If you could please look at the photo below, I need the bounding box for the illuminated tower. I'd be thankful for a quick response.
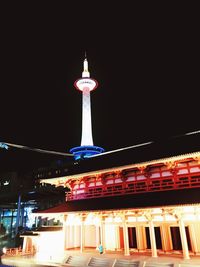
[70,55,104,159]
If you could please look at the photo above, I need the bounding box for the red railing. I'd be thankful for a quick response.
[66,168,200,201]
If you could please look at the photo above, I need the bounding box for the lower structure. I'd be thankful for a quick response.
[22,203,200,262]
[19,135,200,262]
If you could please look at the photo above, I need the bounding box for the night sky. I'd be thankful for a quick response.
[0,4,199,170]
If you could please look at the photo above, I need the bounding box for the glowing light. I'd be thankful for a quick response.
[185,130,200,135]
[75,78,98,92]
[70,145,104,160]
[0,142,9,149]
[35,231,64,262]
[82,57,90,77]
[25,207,36,228]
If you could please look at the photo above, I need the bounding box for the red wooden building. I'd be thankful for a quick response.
[20,133,200,262]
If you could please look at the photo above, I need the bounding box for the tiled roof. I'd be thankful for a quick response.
[34,187,200,214]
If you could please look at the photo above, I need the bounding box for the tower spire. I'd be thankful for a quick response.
[82,52,90,78]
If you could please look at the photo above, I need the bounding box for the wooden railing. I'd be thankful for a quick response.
[5,246,36,256]
[66,172,200,201]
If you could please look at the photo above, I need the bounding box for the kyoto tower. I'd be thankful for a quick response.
[70,55,104,160]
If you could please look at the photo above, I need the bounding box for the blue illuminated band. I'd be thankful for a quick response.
[70,145,104,160]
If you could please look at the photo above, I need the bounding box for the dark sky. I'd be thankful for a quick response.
[0,4,199,170]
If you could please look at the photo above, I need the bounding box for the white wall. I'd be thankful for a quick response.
[105,224,118,250]
[84,225,96,247]
[65,225,81,249]
[35,231,64,262]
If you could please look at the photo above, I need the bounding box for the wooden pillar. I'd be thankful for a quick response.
[96,225,100,249]
[70,225,73,248]
[100,216,105,249]
[63,215,67,250]
[123,217,130,256]
[136,225,142,251]
[22,236,27,252]
[189,224,198,254]
[115,225,120,250]
[160,224,168,252]
[178,219,190,259]
[80,216,84,253]
[149,220,157,257]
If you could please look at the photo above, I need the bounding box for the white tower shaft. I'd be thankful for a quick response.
[81,87,94,146]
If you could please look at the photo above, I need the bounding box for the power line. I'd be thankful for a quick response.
[87,129,200,158]
[0,142,74,157]
[89,141,154,158]
[0,129,199,159]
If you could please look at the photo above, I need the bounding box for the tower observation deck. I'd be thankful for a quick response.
[70,56,104,160]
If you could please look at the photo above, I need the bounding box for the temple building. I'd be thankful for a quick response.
[19,57,200,263]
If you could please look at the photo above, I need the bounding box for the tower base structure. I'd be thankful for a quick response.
[70,145,104,160]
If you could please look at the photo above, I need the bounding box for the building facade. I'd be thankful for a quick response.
[21,150,200,262]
